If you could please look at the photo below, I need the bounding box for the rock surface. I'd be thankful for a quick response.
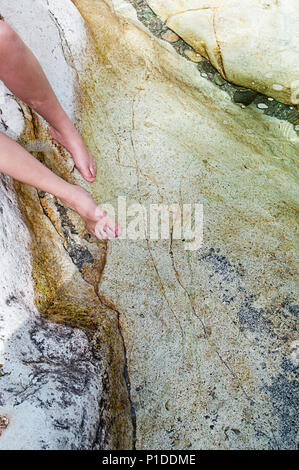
[147,0,299,104]
[0,174,106,450]
[0,0,298,450]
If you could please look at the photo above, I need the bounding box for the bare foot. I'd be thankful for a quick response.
[60,185,119,240]
[50,125,97,183]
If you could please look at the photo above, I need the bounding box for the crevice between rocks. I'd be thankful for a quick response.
[130,0,299,128]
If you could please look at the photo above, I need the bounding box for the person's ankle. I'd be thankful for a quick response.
[59,184,82,211]
[51,122,81,144]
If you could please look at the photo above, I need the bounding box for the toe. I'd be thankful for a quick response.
[88,173,96,182]
[90,158,97,179]
[105,225,116,238]
[95,223,107,240]
[80,164,95,182]
[104,216,117,235]
[94,206,107,219]
[86,176,96,182]
[86,166,96,181]
[94,208,119,239]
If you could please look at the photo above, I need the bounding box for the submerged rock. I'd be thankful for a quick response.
[147,0,299,104]
[161,30,180,43]
[0,0,298,450]
[233,88,258,106]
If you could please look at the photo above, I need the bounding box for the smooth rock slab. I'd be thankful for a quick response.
[75,0,299,449]
[147,0,299,104]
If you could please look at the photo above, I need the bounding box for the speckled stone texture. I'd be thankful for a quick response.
[74,0,299,449]
[0,0,298,450]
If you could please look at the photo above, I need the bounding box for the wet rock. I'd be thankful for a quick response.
[214,74,226,86]
[161,30,180,43]
[183,49,202,62]
[233,88,258,106]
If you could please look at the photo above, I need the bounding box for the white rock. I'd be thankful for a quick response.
[148,0,299,103]
[257,103,268,109]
